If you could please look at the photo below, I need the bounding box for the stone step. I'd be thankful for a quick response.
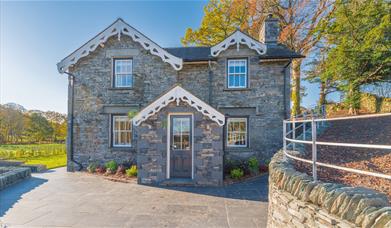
[22,164,47,173]
[0,160,47,173]
[160,178,195,187]
[0,160,25,166]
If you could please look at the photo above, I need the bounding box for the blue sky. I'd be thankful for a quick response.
[0,0,327,114]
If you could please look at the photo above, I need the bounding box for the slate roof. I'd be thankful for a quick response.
[259,44,304,59]
[165,47,215,62]
[165,44,303,62]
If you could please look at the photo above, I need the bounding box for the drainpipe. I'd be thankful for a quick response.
[63,72,83,171]
[282,59,292,119]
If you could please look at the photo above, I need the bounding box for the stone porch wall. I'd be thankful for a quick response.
[268,150,391,228]
[136,102,223,186]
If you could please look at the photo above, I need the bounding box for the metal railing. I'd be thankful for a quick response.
[283,112,391,182]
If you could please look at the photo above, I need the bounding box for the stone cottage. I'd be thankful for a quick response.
[57,16,302,186]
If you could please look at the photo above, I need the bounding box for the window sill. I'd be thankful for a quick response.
[224,147,252,152]
[223,88,251,92]
[110,146,134,151]
[108,87,133,91]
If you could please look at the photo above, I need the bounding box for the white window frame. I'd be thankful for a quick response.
[112,115,132,147]
[113,59,133,88]
[227,59,248,89]
[226,117,248,147]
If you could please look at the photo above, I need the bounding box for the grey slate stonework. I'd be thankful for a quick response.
[137,102,223,186]
[210,46,290,161]
[67,27,292,185]
[268,150,391,227]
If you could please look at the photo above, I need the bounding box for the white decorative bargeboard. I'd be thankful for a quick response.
[57,18,183,73]
[133,86,225,126]
[211,30,267,57]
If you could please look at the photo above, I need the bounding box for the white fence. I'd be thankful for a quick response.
[283,112,391,181]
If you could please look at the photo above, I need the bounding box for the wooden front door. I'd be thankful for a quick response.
[170,115,192,178]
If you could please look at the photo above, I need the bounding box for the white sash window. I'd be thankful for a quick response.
[112,116,132,147]
[114,59,133,88]
[227,118,248,147]
[227,59,248,88]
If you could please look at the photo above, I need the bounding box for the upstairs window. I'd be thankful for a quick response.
[113,59,133,88]
[227,59,248,88]
[112,115,132,147]
[226,117,248,147]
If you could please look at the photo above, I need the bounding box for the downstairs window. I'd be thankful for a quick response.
[112,115,132,147]
[226,117,248,147]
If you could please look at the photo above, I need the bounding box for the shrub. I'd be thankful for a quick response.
[259,159,270,173]
[230,168,244,179]
[224,159,235,175]
[248,157,259,175]
[259,164,268,173]
[264,159,271,166]
[105,160,118,174]
[95,166,106,174]
[224,159,250,176]
[87,162,98,173]
[121,160,134,169]
[116,165,126,175]
[126,165,137,177]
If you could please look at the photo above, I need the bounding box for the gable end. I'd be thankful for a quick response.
[57,18,183,73]
[210,30,267,57]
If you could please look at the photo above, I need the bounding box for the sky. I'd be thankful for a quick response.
[0,0,328,114]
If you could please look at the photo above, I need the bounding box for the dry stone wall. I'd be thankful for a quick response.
[0,167,31,190]
[268,150,391,228]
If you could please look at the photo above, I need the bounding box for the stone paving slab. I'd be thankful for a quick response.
[0,168,268,227]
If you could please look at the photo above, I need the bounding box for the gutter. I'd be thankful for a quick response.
[63,72,83,171]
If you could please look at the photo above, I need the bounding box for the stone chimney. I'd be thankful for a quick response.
[259,14,280,44]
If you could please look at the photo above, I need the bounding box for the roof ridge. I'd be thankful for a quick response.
[164,46,211,49]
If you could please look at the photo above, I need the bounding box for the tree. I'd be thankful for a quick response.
[0,105,25,143]
[25,113,54,143]
[182,0,259,46]
[305,46,338,109]
[44,111,67,142]
[182,0,334,116]
[321,0,391,114]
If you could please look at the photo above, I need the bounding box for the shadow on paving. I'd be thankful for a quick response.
[156,175,269,202]
[0,176,47,217]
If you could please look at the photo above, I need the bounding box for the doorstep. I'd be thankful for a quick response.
[160,178,195,187]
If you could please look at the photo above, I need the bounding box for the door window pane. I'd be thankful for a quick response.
[172,117,191,150]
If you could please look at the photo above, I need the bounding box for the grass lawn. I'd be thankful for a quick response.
[0,144,66,169]
[20,154,67,169]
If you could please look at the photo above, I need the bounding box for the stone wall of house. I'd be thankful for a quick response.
[212,46,289,162]
[137,102,223,186]
[268,150,391,228]
[68,33,289,169]
[69,35,177,168]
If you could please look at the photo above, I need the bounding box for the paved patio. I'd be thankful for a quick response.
[0,168,268,227]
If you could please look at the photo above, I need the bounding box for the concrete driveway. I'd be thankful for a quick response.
[0,168,268,227]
